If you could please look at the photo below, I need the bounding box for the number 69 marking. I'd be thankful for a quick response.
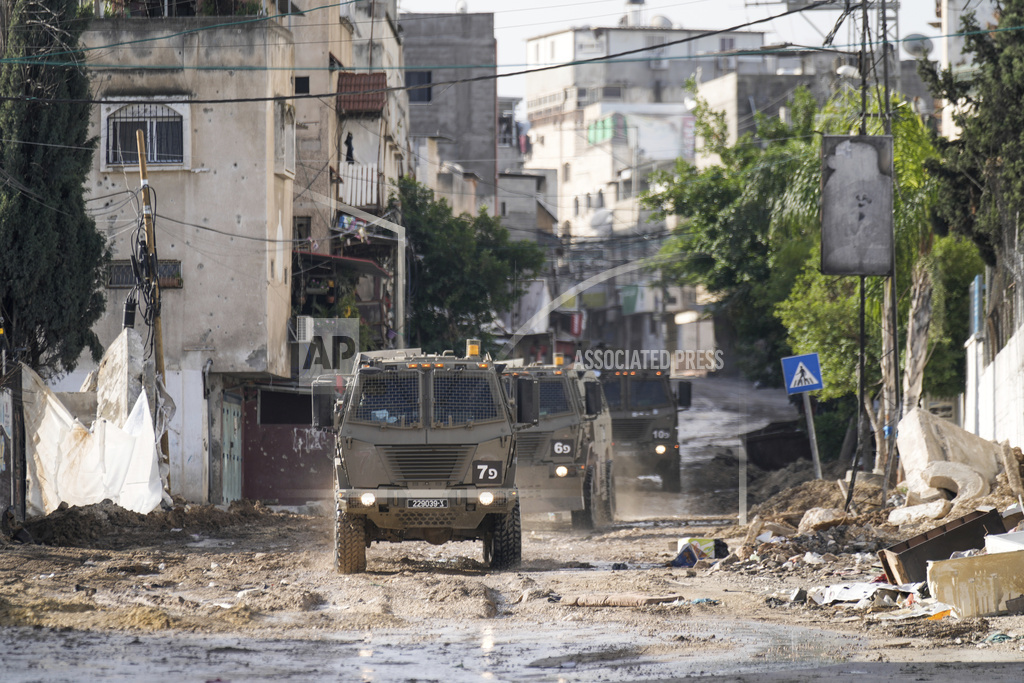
[551,441,573,456]
[473,460,503,485]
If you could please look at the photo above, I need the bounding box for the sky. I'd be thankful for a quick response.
[396,0,942,100]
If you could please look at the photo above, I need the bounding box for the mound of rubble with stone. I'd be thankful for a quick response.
[680,407,1024,626]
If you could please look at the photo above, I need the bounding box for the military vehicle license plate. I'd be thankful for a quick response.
[407,499,448,509]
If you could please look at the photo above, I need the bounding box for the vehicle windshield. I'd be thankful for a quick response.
[602,377,622,409]
[538,378,572,418]
[433,372,502,427]
[350,371,421,427]
[630,378,672,409]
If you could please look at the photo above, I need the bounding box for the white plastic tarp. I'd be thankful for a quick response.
[24,365,162,516]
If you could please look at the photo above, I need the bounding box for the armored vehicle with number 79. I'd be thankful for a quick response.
[313,346,539,574]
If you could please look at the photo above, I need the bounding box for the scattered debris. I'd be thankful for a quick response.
[878,508,1004,585]
[928,548,1024,618]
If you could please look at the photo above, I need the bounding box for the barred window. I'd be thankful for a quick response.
[106,260,183,289]
[539,378,571,417]
[350,371,421,427]
[432,372,501,427]
[601,377,623,409]
[630,379,671,409]
[107,104,183,166]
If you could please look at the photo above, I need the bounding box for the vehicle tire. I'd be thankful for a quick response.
[490,500,522,570]
[662,453,682,493]
[571,466,595,530]
[334,506,367,574]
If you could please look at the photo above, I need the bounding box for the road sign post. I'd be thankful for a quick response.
[781,353,824,480]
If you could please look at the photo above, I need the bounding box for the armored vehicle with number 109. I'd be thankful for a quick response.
[313,346,539,574]
[600,369,687,492]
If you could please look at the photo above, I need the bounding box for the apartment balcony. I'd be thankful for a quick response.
[337,163,383,212]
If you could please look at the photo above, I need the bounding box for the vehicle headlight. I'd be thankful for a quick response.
[360,492,377,507]
[479,491,495,505]
[555,465,569,477]
[655,444,667,455]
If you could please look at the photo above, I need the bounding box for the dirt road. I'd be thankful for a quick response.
[3,376,1023,681]
[3,500,1024,682]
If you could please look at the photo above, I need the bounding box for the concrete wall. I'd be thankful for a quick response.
[79,19,296,502]
[401,13,497,214]
[964,330,1024,450]
[292,4,355,241]
[83,19,295,380]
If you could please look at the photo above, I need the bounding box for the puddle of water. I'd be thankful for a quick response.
[0,618,862,683]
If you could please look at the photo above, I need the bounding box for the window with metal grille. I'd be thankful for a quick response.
[630,379,671,409]
[350,371,420,427]
[107,104,183,165]
[601,377,623,409]
[539,378,572,417]
[406,71,432,103]
[433,372,501,427]
[106,260,183,289]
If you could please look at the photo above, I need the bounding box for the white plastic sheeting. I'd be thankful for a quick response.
[23,365,162,516]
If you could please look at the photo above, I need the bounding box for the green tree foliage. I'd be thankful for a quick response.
[391,177,546,353]
[645,82,982,403]
[642,87,820,384]
[0,0,107,377]
[919,4,1024,268]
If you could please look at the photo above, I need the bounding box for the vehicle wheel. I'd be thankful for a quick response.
[334,503,367,574]
[571,466,595,530]
[661,453,682,493]
[490,500,522,570]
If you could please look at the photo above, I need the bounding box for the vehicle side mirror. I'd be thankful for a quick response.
[516,376,539,424]
[584,382,603,416]
[677,380,692,409]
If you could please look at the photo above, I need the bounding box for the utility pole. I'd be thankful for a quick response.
[136,131,170,487]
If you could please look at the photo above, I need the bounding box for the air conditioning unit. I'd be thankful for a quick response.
[296,315,314,343]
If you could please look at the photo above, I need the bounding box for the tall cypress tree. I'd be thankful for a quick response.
[0,0,107,377]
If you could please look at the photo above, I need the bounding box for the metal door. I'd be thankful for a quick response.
[221,395,243,503]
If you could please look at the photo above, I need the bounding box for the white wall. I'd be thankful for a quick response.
[964,330,1024,449]
[164,370,208,503]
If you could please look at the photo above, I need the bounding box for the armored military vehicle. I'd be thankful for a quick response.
[504,361,614,529]
[313,346,538,574]
[600,369,687,492]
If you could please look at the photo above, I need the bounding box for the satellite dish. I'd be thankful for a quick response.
[904,34,934,58]
[650,15,672,28]
[455,0,468,13]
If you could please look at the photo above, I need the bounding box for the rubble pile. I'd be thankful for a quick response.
[13,499,282,550]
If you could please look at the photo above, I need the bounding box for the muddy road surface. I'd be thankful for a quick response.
[4,376,1024,681]
[3,501,1024,682]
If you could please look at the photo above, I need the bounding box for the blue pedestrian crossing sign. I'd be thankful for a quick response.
[781,353,823,395]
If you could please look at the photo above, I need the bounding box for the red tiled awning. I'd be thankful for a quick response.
[336,72,387,114]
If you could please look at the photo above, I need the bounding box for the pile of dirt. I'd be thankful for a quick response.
[22,499,285,549]
[751,475,884,520]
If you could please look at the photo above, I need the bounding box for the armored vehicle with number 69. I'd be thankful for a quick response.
[312,346,539,574]
[504,363,614,528]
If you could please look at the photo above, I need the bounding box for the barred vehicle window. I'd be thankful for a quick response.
[630,379,672,409]
[433,372,501,427]
[602,377,623,409]
[539,378,571,417]
[350,371,420,427]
